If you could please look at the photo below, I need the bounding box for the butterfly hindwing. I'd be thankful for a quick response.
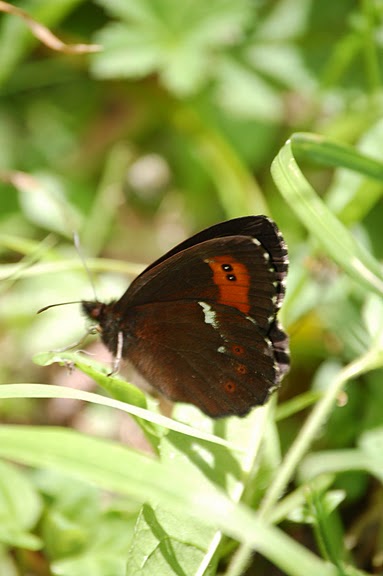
[126,301,279,417]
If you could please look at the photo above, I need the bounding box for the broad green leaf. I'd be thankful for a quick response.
[92,0,251,95]
[96,0,250,44]
[247,44,315,90]
[0,426,337,576]
[33,471,136,575]
[129,405,275,575]
[93,0,162,22]
[91,24,162,79]
[125,426,242,576]
[39,473,101,560]
[126,504,217,576]
[216,58,284,122]
[50,514,135,576]
[0,460,42,530]
[49,514,134,576]
[0,460,42,550]
[52,554,126,576]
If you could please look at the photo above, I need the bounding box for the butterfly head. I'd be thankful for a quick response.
[82,300,122,355]
[82,300,108,322]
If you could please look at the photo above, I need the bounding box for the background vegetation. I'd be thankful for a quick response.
[1,0,383,575]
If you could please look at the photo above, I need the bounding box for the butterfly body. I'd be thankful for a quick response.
[82,216,289,418]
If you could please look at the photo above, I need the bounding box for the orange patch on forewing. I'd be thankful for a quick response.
[205,255,250,314]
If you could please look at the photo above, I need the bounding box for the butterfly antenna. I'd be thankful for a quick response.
[73,231,98,301]
[37,301,83,314]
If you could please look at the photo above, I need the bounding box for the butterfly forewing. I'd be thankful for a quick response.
[115,236,279,334]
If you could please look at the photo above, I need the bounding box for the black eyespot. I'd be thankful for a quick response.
[222,264,233,271]
[227,274,236,281]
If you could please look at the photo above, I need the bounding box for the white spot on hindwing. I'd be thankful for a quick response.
[218,346,226,353]
[198,301,220,330]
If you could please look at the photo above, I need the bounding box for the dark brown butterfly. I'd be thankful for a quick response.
[82,216,289,418]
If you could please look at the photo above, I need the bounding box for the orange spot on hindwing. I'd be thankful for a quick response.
[224,380,237,394]
[205,255,250,314]
[232,344,245,355]
[236,363,247,375]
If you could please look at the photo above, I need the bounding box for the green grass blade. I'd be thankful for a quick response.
[0,383,234,449]
[291,132,383,181]
[260,348,383,518]
[271,133,383,296]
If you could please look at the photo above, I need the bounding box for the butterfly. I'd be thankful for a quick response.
[82,216,289,418]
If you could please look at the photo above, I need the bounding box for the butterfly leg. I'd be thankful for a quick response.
[109,330,123,375]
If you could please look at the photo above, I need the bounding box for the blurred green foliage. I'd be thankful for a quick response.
[1,0,383,574]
